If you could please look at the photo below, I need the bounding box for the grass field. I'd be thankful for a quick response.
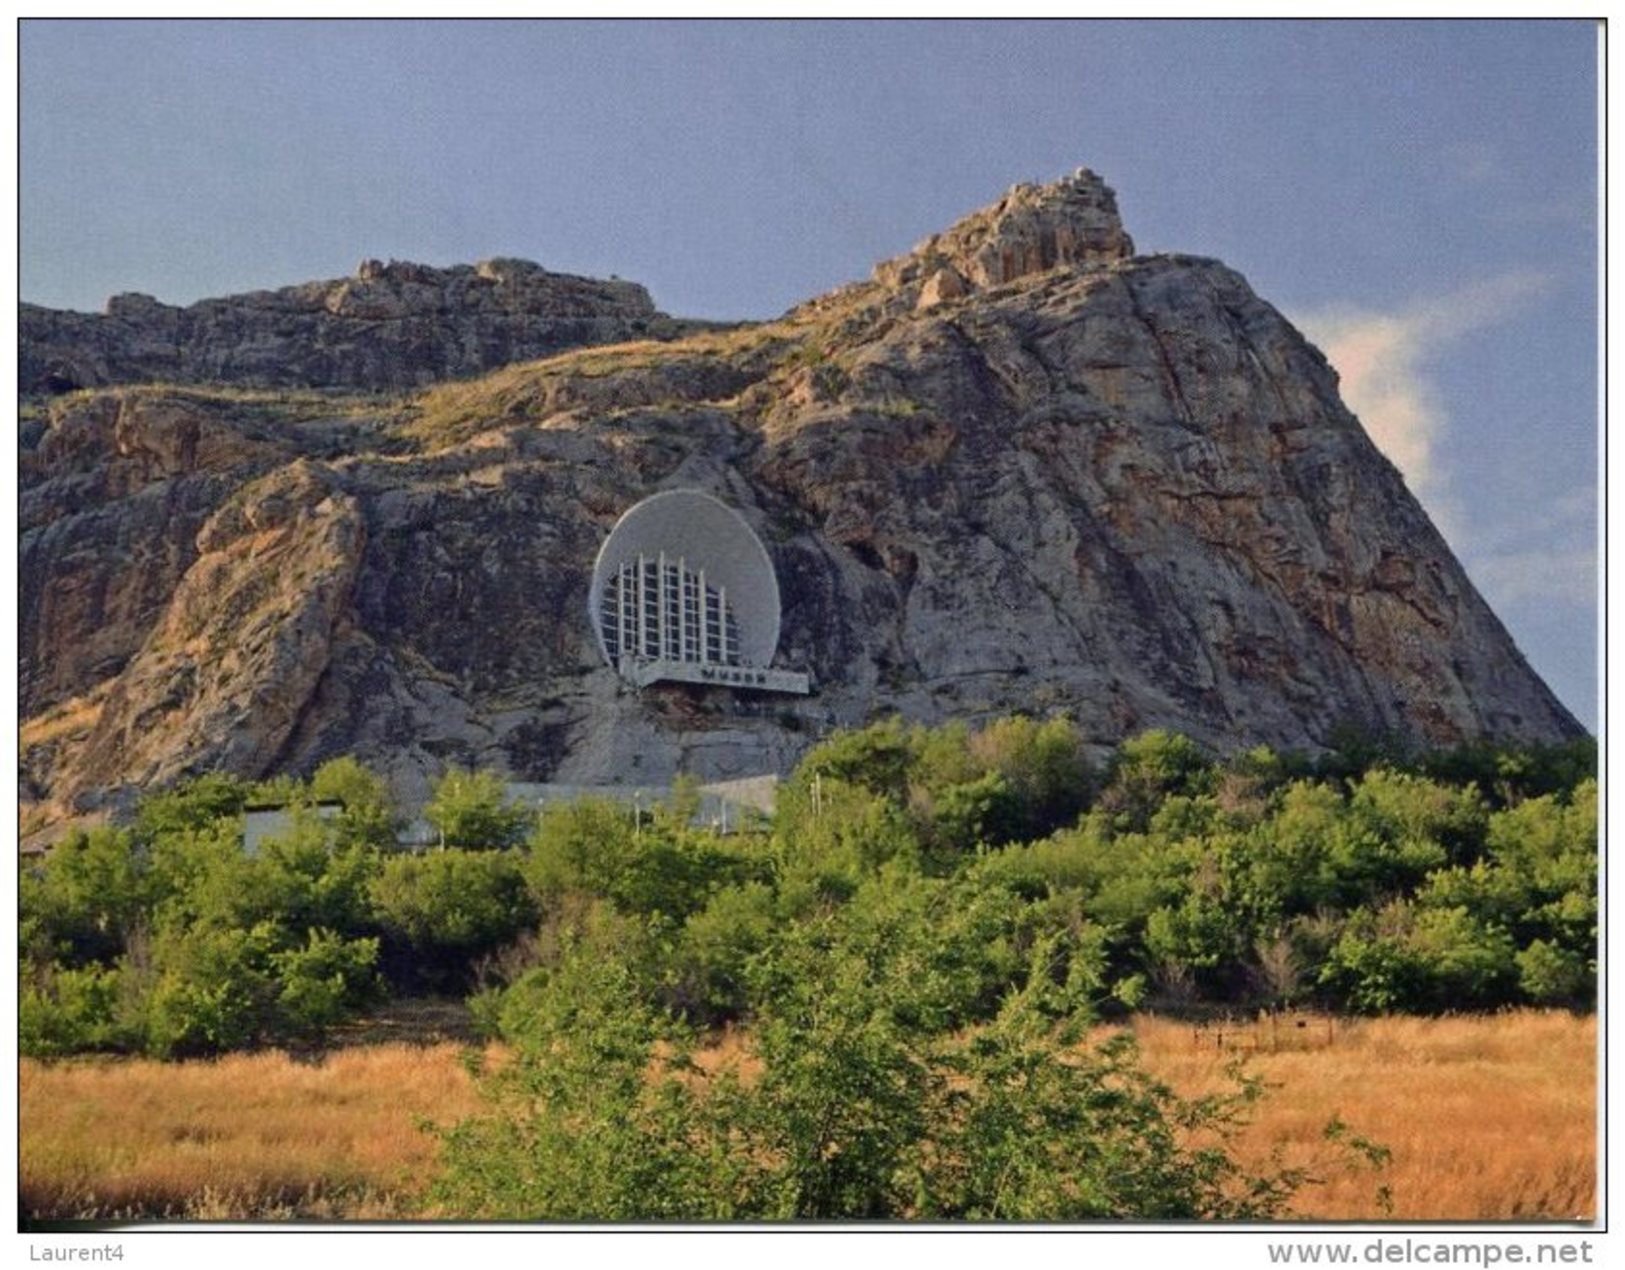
[1131,1010,1596,1221]
[19,1009,1594,1223]
[19,1042,482,1221]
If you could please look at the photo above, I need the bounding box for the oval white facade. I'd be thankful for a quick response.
[589,490,783,673]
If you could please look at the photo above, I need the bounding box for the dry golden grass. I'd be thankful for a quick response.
[1129,1010,1596,1221]
[21,691,109,752]
[20,1011,1595,1223]
[20,1043,483,1221]
[111,382,387,419]
[399,318,814,448]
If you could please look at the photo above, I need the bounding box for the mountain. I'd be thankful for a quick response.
[20,257,702,397]
[19,168,1582,834]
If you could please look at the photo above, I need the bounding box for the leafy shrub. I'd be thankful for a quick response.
[425,768,532,850]
[370,849,536,990]
[1097,731,1214,831]
[967,713,1096,838]
[20,826,147,968]
[1318,916,1427,1015]
[434,935,714,1219]
[526,798,763,920]
[928,770,1021,854]
[773,776,920,886]
[1516,939,1590,1006]
[135,773,253,841]
[525,798,636,901]
[310,755,399,849]
[435,878,1322,1220]
[674,881,779,1023]
[799,716,916,801]
[20,963,127,1058]
[1318,903,1516,1013]
[1405,906,1517,1006]
[481,900,671,1046]
[17,727,1595,1065]
[1348,769,1487,866]
[1145,895,1247,981]
[270,928,383,1042]
[138,922,281,1058]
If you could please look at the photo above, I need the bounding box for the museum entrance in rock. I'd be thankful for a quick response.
[597,552,742,668]
[589,489,811,695]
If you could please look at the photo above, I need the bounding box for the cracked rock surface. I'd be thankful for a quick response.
[21,257,698,395]
[19,169,1581,834]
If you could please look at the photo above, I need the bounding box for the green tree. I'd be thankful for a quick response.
[1097,731,1214,831]
[1348,769,1486,870]
[135,772,254,842]
[1317,909,1426,1015]
[1318,901,1516,1013]
[371,849,536,990]
[910,951,1307,1219]
[1406,905,1517,1006]
[1516,939,1590,1006]
[929,770,1022,855]
[136,921,281,1057]
[1481,781,1596,960]
[525,798,636,902]
[773,776,921,896]
[967,714,1095,839]
[527,797,760,920]
[425,767,531,850]
[179,815,376,938]
[433,929,718,1219]
[674,881,779,1023]
[799,717,917,801]
[310,755,398,849]
[438,868,1337,1220]
[270,928,383,1043]
[20,962,128,1058]
[20,826,148,968]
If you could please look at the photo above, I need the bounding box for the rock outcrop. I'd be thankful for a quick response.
[876,167,1135,303]
[20,257,696,395]
[58,460,365,798]
[19,168,1583,832]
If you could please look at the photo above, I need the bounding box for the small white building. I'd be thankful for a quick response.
[240,800,343,855]
[243,776,780,853]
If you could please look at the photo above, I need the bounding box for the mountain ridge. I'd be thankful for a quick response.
[20,255,719,398]
[19,167,1582,837]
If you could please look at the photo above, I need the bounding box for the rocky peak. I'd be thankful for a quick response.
[19,164,1584,839]
[875,167,1135,306]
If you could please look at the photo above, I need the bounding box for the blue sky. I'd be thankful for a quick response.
[19,19,1599,729]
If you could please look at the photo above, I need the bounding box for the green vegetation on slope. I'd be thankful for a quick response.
[18,720,1593,1217]
[20,721,1595,1062]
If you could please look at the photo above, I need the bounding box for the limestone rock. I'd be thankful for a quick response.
[20,258,698,396]
[20,390,298,720]
[18,167,1583,827]
[55,460,365,808]
[916,266,966,311]
[877,167,1135,299]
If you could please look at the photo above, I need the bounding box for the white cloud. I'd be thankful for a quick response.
[1293,275,1598,613]
[1293,272,1552,543]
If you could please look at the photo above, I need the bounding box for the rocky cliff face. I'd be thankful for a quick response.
[19,168,1582,832]
[875,167,1136,298]
[20,257,695,395]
